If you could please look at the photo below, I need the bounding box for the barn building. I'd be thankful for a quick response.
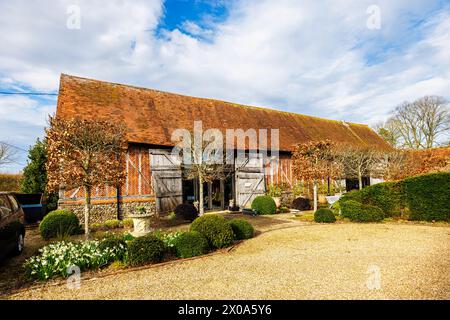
[55,74,391,222]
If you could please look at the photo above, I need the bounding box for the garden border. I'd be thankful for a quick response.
[9,240,245,297]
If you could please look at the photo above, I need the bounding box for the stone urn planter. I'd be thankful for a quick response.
[128,207,153,237]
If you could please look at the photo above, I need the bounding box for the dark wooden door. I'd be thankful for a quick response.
[150,150,183,214]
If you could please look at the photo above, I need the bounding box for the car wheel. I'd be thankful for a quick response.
[13,233,25,255]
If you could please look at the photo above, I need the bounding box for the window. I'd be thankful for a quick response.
[7,195,19,212]
[0,195,12,218]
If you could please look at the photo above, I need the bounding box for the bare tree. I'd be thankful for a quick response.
[178,131,232,216]
[337,146,383,190]
[373,121,401,148]
[0,142,17,169]
[388,96,449,149]
[46,117,127,238]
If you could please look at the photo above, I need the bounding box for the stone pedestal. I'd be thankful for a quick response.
[128,214,153,237]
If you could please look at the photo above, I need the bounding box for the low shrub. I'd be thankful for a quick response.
[172,231,209,258]
[91,223,103,231]
[341,200,384,222]
[339,190,363,204]
[174,204,199,221]
[98,236,127,262]
[251,196,277,215]
[360,181,405,217]
[190,215,234,249]
[405,172,450,221]
[24,240,126,280]
[155,231,183,250]
[331,201,341,216]
[314,208,336,223]
[278,206,290,213]
[228,219,254,240]
[291,197,311,211]
[127,234,166,266]
[104,219,122,230]
[122,219,134,228]
[39,209,80,240]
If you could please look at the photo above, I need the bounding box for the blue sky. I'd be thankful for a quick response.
[0,0,450,172]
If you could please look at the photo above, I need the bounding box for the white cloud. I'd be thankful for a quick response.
[0,0,449,172]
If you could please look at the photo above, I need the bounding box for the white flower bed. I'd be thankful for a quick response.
[24,240,126,280]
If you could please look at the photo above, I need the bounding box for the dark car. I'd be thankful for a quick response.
[0,192,25,260]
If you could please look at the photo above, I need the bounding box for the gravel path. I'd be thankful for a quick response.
[9,223,450,300]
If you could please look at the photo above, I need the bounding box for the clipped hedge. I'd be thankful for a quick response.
[251,196,277,215]
[172,231,209,258]
[39,209,80,240]
[190,215,234,249]
[339,172,449,221]
[314,208,336,223]
[174,203,199,221]
[341,200,384,222]
[228,219,254,240]
[405,172,450,221]
[127,234,165,266]
[360,181,405,217]
[340,190,363,204]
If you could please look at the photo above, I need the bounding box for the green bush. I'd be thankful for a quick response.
[98,236,127,262]
[251,196,277,215]
[314,208,336,223]
[39,209,80,240]
[340,190,363,204]
[91,223,103,231]
[405,172,450,221]
[360,181,405,217]
[172,231,209,258]
[341,200,384,222]
[127,234,166,266]
[278,206,290,213]
[122,219,134,228]
[338,172,449,221]
[154,231,183,250]
[190,215,234,249]
[104,219,122,230]
[228,219,254,240]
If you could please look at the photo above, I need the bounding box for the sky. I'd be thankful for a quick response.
[0,0,449,173]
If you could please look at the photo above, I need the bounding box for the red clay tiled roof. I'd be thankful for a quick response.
[56,74,392,152]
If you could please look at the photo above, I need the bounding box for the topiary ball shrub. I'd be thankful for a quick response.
[127,234,166,266]
[341,200,384,222]
[251,196,277,215]
[172,231,209,258]
[292,197,312,211]
[190,215,234,249]
[314,208,336,223]
[228,219,254,240]
[39,209,80,240]
[174,204,199,221]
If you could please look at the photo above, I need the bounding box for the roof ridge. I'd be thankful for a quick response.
[60,73,369,128]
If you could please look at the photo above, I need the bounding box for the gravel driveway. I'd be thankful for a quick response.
[9,223,450,300]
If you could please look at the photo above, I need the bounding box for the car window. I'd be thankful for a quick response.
[7,195,19,211]
[0,195,12,219]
